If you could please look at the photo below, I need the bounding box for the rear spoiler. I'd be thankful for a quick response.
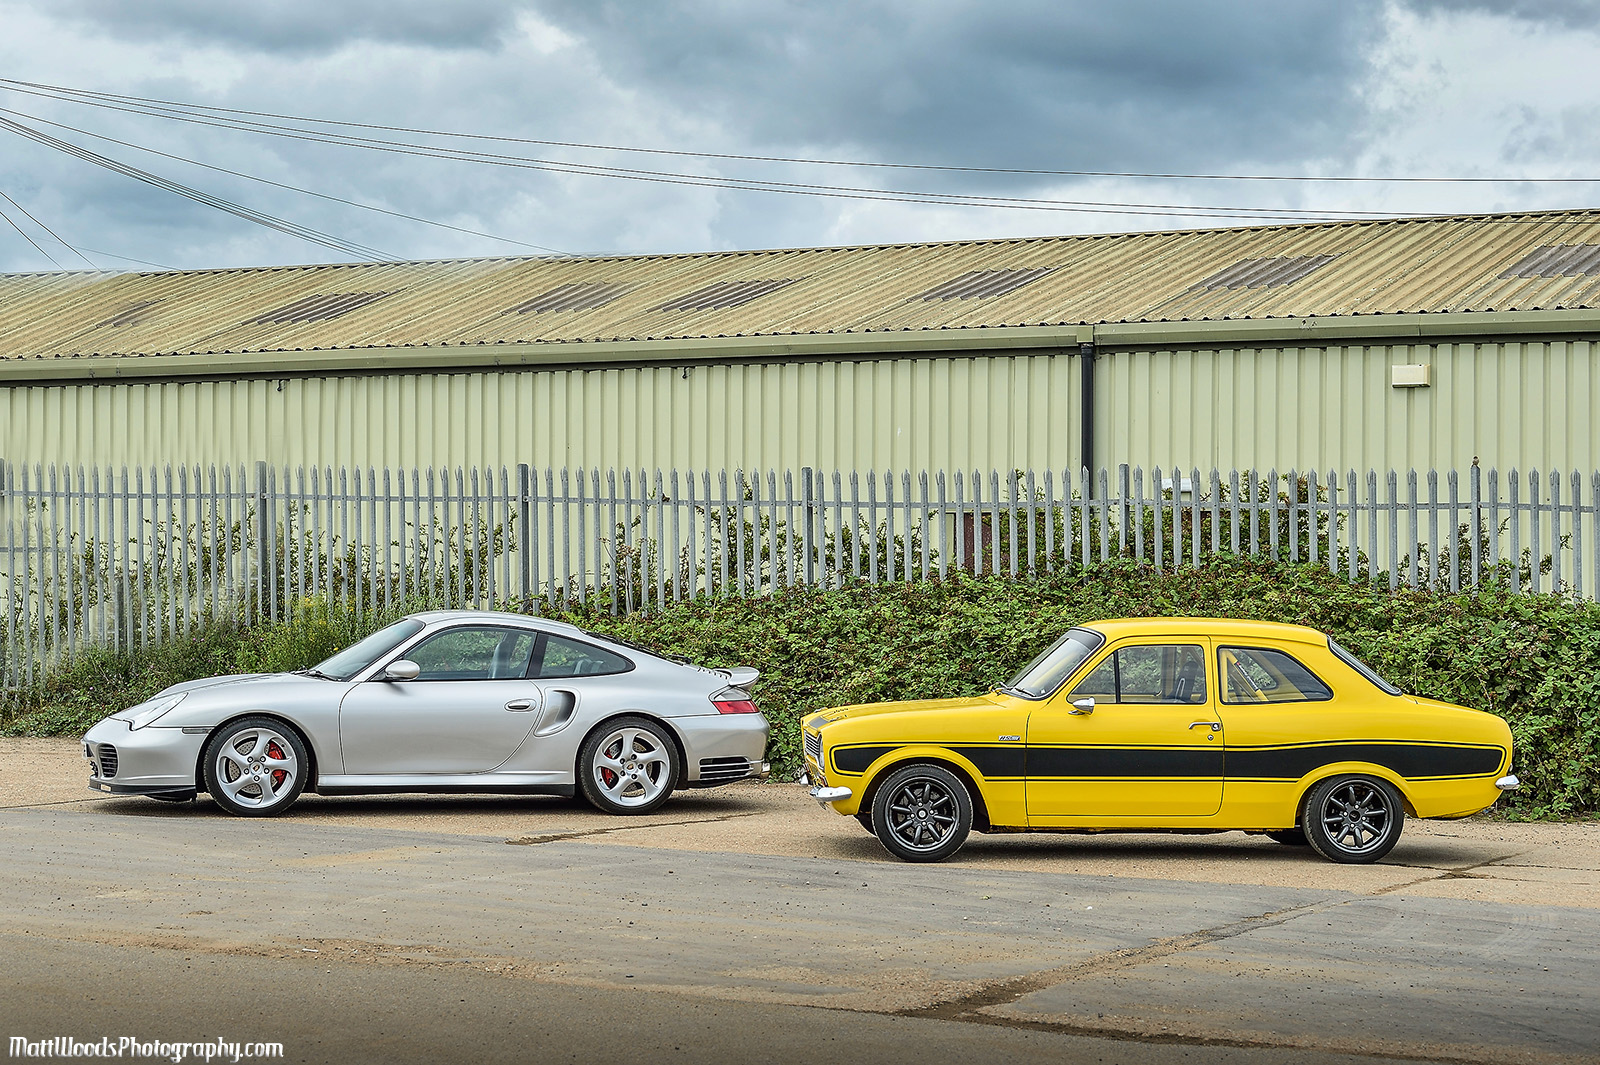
[717,666,761,689]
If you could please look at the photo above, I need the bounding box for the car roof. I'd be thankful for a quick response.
[1078,617,1328,646]
[404,609,591,639]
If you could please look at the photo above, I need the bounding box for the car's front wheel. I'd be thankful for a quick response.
[871,763,973,863]
[1302,774,1405,863]
[202,717,308,817]
[577,716,680,814]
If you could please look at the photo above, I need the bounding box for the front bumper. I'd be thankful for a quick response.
[1496,774,1521,791]
[82,718,206,793]
[810,785,853,806]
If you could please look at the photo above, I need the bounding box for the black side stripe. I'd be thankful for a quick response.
[1225,743,1503,780]
[829,741,1503,780]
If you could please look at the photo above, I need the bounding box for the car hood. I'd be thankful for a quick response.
[107,672,342,725]
[806,692,1007,728]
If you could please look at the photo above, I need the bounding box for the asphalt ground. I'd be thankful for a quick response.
[2,738,1597,1064]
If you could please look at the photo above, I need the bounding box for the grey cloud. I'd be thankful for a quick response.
[530,0,1390,177]
[25,0,531,54]
[1400,0,1600,30]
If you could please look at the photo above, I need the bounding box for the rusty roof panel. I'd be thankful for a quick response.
[12,210,1600,361]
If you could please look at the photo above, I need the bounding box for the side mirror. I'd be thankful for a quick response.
[383,660,421,682]
[1069,697,1095,715]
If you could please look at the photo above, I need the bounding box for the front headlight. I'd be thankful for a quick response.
[127,693,187,730]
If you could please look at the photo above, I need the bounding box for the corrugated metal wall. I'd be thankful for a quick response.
[0,353,1079,475]
[2,339,1594,476]
[1100,338,1600,475]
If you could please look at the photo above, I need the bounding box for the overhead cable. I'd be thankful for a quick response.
[5,77,1597,185]
[0,79,1415,222]
[0,113,391,260]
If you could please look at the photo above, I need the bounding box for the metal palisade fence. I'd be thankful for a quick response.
[3,459,1599,687]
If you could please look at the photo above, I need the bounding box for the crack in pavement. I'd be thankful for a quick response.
[886,892,1582,1064]
[1371,851,1526,896]
[898,896,1345,1020]
[503,809,765,846]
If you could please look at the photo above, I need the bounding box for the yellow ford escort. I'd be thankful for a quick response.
[804,618,1518,864]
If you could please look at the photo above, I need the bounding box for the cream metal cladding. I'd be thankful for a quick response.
[5,209,1600,478]
[0,353,1079,475]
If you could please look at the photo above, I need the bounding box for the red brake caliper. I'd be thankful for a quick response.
[267,740,287,787]
[599,741,618,787]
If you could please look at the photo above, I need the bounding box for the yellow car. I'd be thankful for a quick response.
[804,618,1518,864]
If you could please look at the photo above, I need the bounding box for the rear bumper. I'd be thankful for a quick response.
[674,713,770,784]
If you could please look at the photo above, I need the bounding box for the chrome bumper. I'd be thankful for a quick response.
[809,785,852,806]
[1495,774,1521,791]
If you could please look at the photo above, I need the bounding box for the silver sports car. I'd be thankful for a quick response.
[81,610,770,816]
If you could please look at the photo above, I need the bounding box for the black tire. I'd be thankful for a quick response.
[870,763,973,863]
[1302,774,1405,864]
[577,716,680,815]
[202,717,308,817]
[1266,827,1309,846]
[855,809,874,834]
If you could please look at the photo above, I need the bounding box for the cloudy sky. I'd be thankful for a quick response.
[0,0,1598,272]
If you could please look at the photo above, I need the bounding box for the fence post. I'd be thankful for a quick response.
[517,464,532,605]
[253,461,270,621]
[802,466,816,586]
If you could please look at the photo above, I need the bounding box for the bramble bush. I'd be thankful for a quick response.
[5,557,1596,819]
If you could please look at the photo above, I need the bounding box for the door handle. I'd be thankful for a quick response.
[505,699,536,712]
[1188,720,1222,732]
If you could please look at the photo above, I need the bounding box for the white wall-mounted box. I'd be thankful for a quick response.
[1391,363,1431,387]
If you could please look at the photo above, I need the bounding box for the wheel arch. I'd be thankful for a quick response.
[195,711,322,794]
[858,752,992,833]
[1291,762,1419,822]
[574,711,690,786]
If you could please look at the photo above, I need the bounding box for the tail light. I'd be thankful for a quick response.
[711,687,759,714]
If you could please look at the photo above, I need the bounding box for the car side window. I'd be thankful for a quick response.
[532,634,632,679]
[404,627,536,682]
[1068,644,1207,704]
[1219,647,1333,703]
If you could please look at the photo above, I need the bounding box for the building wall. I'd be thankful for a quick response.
[1,337,1595,478]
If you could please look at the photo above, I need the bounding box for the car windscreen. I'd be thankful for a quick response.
[313,619,426,681]
[1328,637,1402,695]
[1005,627,1105,699]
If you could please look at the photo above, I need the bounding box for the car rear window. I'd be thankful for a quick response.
[1328,638,1403,695]
[1218,647,1333,703]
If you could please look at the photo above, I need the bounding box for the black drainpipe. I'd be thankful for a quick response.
[1078,340,1097,489]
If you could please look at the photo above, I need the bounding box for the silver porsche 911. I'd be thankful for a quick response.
[81,610,770,816]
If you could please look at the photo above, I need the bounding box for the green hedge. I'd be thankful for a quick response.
[6,558,1596,818]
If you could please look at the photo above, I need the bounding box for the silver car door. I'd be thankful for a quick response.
[338,625,541,775]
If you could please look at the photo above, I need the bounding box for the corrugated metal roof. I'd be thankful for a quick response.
[8,209,1600,362]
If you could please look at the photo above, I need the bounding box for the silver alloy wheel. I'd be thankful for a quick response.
[212,726,299,810]
[1318,779,1393,854]
[884,776,961,852]
[590,726,672,808]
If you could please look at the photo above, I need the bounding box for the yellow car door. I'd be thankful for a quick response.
[1025,637,1224,823]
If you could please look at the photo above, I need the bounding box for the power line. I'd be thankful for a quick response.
[0,79,1417,222]
[7,76,1598,186]
[0,106,572,256]
[0,113,391,260]
[1,182,97,267]
[0,194,62,268]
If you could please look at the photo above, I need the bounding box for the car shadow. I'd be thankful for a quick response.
[89,789,773,821]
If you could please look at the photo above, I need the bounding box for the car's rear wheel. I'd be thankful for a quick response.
[1266,828,1309,846]
[1302,774,1404,863]
[202,717,307,817]
[578,716,679,814]
[871,763,973,863]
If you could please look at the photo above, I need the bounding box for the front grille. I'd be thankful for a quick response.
[96,743,119,779]
[698,757,753,783]
[804,730,822,767]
